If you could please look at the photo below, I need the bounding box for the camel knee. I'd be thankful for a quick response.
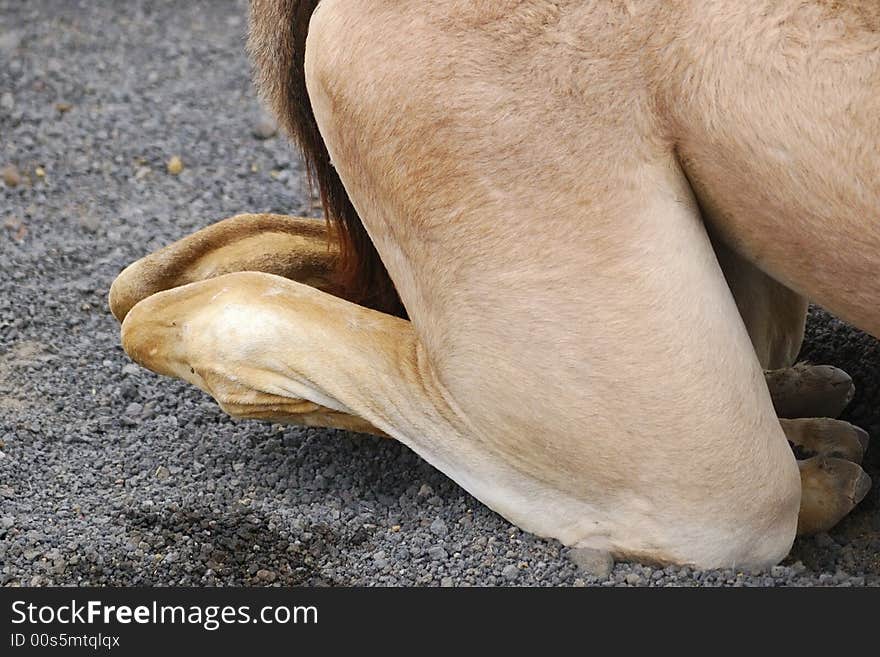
[726,450,801,569]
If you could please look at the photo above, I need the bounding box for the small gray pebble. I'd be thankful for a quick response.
[427,546,448,561]
[770,565,787,578]
[568,547,614,579]
[252,113,277,139]
[78,213,102,233]
[0,31,21,53]
[502,564,519,582]
[124,402,143,417]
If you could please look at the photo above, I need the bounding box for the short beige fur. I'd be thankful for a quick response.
[111,0,878,568]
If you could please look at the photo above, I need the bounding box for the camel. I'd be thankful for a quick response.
[109,0,878,568]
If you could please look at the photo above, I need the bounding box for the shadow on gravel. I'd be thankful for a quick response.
[64,504,374,586]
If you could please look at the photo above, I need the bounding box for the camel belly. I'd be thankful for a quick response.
[660,0,880,336]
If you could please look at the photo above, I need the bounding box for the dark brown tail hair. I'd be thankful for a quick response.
[247,0,404,317]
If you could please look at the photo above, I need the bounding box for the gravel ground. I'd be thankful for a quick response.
[1,0,878,587]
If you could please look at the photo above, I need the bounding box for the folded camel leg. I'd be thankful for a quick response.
[120,271,455,473]
[125,272,699,563]
[116,269,847,565]
[110,213,387,436]
[109,213,343,322]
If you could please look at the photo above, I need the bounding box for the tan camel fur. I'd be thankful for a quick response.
[110,0,878,568]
